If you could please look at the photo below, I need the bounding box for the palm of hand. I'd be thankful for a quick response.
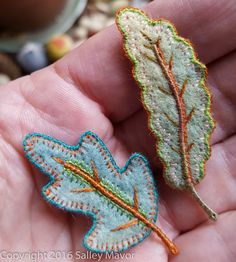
[0,1,235,261]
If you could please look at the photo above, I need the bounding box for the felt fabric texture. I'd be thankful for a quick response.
[23,131,158,253]
[116,8,217,221]
[116,8,214,190]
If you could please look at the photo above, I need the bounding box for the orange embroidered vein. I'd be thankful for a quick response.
[53,157,178,255]
[71,188,94,193]
[91,161,100,182]
[154,39,194,186]
[111,218,138,232]
[133,187,139,210]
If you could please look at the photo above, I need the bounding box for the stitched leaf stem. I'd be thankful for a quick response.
[188,186,218,221]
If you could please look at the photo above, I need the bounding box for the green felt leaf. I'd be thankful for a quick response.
[117,8,217,220]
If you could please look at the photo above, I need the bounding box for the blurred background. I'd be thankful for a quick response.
[0,0,151,85]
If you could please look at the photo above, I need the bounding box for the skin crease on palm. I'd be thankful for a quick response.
[0,0,236,261]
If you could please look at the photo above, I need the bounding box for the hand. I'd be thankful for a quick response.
[0,0,235,261]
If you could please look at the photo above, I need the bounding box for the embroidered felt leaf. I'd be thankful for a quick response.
[23,131,178,254]
[117,8,217,220]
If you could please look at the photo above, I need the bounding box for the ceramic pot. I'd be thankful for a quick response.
[0,0,67,32]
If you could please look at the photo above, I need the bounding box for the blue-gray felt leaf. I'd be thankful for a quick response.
[23,131,166,253]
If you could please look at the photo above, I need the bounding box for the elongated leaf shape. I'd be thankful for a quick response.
[117,8,217,220]
[23,131,178,254]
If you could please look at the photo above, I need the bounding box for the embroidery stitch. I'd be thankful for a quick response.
[23,131,178,254]
[116,8,217,220]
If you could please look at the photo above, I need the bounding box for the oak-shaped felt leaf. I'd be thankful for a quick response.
[116,8,217,220]
[23,131,178,254]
